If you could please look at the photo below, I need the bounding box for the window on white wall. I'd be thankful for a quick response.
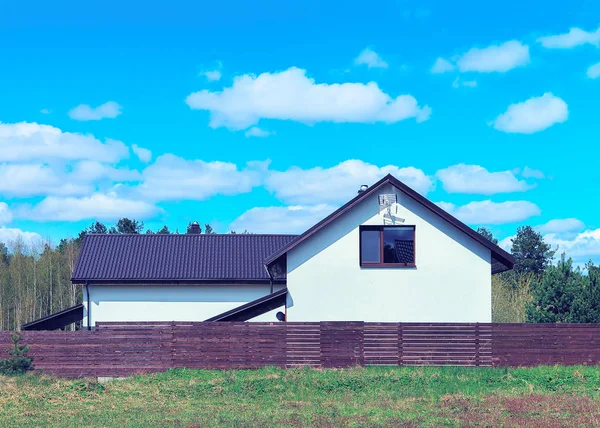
[360,226,415,267]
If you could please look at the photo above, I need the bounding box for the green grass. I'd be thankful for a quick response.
[2,366,600,426]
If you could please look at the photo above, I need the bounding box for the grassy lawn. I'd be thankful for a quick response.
[2,366,600,427]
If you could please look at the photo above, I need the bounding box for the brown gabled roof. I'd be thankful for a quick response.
[264,174,514,275]
[72,233,297,284]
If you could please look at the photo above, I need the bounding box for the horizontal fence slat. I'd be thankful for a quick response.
[1,322,598,377]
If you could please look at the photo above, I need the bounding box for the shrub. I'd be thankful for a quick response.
[0,331,33,375]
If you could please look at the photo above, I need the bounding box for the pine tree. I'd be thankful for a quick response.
[0,332,32,375]
[526,254,582,323]
[570,263,600,323]
[476,227,498,244]
[511,225,555,275]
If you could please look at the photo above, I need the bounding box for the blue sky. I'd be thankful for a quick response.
[0,0,599,264]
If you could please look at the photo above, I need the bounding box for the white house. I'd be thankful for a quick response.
[23,174,513,330]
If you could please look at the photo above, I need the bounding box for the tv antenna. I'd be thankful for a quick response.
[378,194,404,224]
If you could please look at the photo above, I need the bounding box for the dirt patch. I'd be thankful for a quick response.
[439,394,600,427]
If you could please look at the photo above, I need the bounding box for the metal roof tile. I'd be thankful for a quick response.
[72,234,298,283]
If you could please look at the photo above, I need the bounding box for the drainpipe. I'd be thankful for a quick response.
[85,282,91,330]
[264,262,286,320]
[264,263,275,294]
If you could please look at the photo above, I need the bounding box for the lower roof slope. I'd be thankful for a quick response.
[72,234,298,284]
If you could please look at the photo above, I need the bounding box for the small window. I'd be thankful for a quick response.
[360,226,415,267]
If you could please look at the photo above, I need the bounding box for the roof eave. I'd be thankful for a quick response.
[70,278,287,286]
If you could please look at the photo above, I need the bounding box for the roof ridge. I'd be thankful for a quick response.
[84,233,300,237]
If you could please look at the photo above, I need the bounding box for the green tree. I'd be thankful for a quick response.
[0,243,9,264]
[113,218,144,234]
[75,221,108,246]
[511,225,555,275]
[476,227,498,245]
[0,332,32,375]
[204,224,215,234]
[526,254,581,323]
[156,226,171,234]
[570,263,600,323]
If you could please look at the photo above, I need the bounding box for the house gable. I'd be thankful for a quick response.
[266,174,513,276]
[282,181,496,322]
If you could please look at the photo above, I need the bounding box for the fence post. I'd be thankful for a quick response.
[398,323,403,367]
[475,323,480,367]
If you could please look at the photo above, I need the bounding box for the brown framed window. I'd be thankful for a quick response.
[360,225,416,267]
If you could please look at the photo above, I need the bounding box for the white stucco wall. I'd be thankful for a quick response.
[285,183,492,322]
[82,284,284,327]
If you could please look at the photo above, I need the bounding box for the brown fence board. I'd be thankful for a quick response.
[2,322,600,377]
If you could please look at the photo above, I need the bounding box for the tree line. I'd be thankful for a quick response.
[478,226,600,323]
[0,218,222,331]
[0,219,597,330]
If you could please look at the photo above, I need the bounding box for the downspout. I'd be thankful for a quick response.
[264,261,286,321]
[264,263,274,294]
[85,282,91,330]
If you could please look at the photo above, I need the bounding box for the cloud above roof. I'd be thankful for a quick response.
[537,26,600,49]
[354,48,388,69]
[230,204,335,234]
[0,121,128,163]
[68,101,123,121]
[493,93,568,134]
[431,40,530,74]
[135,154,265,201]
[186,67,430,130]
[436,200,541,225]
[265,160,434,205]
[19,192,160,222]
[436,164,537,195]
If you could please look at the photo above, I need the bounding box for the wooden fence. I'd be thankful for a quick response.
[1,322,599,378]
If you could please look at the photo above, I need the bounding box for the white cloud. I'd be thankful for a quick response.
[199,61,223,81]
[545,228,600,263]
[230,204,335,234]
[0,121,128,163]
[431,57,455,74]
[587,62,600,79]
[135,154,264,201]
[0,164,92,197]
[536,218,585,234]
[69,161,141,183]
[0,227,42,246]
[457,40,530,73]
[265,160,433,205]
[521,166,545,179]
[185,67,431,130]
[437,200,541,225]
[537,26,600,49]
[354,48,388,69]
[21,193,160,222]
[452,77,477,88]
[132,144,152,163]
[68,101,123,121]
[498,235,514,252]
[0,203,12,225]
[244,127,274,138]
[40,109,51,114]
[202,70,222,81]
[493,93,568,134]
[436,164,535,195]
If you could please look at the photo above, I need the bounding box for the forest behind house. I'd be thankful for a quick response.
[0,219,598,330]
